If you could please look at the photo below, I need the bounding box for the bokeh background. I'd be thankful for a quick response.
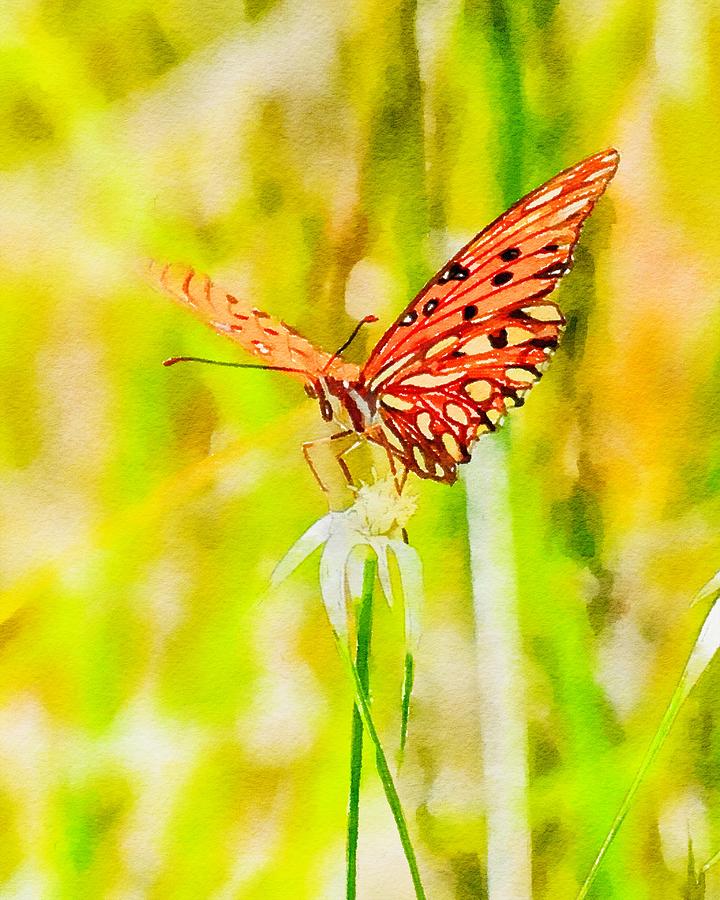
[1,0,719,897]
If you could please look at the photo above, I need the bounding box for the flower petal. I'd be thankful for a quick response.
[371,539,395,607]
[389,540,424,651]
[347,545,371,602]
[320,533,362,640]
[271,513,336,587]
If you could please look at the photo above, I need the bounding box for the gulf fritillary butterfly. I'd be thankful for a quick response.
[151,148,619,485]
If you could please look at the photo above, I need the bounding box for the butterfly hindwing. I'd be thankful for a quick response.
[374,303,563,481]
[363,148,619,481]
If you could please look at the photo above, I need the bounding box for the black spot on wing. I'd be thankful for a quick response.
[489,328,508,349]
[492,271,514,286]
[422,298,439,316]
[463,304,478,320]
[400,310,418,325]
[477,410,497,432]
[500,247,521,262]
[529,336,559,350]
[500,385,525,407]
[535,262,569,279]
[438,261,470,283]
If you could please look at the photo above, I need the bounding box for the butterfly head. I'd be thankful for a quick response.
[304,379,335,422]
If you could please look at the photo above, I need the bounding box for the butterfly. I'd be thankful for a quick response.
[150,148,619,485]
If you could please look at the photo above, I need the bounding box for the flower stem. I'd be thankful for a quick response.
[400,651,414,756]
[346,556,375,899]
[336,562,427,900]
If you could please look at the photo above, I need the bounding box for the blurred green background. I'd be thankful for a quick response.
[1,0,720,897]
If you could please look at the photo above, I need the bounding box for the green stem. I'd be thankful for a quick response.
[400,651,414,756]
[336,583,427,899]
[346,558,375,899]
[575,675,689,899]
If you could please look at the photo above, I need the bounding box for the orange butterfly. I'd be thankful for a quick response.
[151,148,619,485]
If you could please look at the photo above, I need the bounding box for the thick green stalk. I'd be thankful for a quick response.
[460,3,532,895]
[463,437,531,900]
[346,557,375,899]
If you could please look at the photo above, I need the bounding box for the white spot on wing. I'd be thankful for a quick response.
[521,303,563,322]
[466,380,493,402]
[381,424,405,453]
[445,403,468,425]
[526,185,563,209]
[505,326,532,347]
[412,446,427,470]
[368,353,414,390]
[400,372,461,389]
[417,412,434,440]
[486,408,502,425]
[381,394,413,411]
[584,165,615,183]
[425,336,458,359]
[556,198,592,221]
[441,432,463,461]
[462,335,493,355]
[506,367,537,384]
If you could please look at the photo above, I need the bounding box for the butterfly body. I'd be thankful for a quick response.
[151,148,619,485]
[309,375,379,432]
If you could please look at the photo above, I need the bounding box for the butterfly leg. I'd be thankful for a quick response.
[302,430,363,511]
[386,450,409,496]
[366,425,408,496]
[386,451,410,542]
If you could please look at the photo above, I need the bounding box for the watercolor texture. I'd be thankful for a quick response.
[0,1,718,898]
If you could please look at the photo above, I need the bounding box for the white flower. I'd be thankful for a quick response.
[271,478,423,649]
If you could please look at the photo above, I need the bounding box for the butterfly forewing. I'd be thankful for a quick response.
[148,261,359,383]
[363,147,619,482]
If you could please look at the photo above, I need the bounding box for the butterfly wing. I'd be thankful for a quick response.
[148,261,360,383]
[361,148,619,482]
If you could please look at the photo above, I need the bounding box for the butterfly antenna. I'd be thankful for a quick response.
[163,356,309,375]
[323,315,378,374]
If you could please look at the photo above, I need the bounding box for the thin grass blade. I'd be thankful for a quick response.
[577,578,720,899]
